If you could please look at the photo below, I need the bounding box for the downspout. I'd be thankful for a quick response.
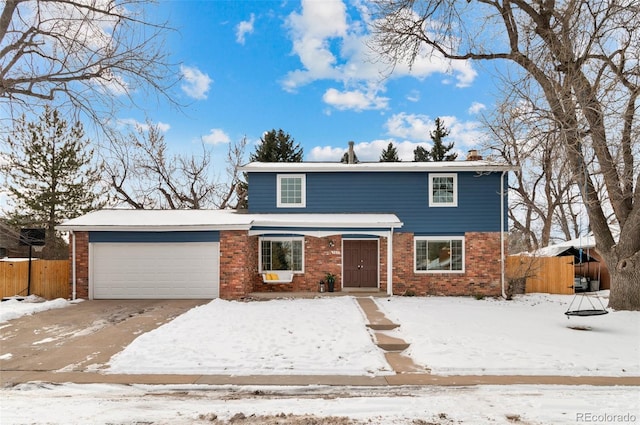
[71,231,77,300]
[387,227,394,296]
[500,171,507,299]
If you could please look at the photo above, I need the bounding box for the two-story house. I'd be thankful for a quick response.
[58,154,515,300]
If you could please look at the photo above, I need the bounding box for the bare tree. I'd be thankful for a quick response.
[105,121,247,209]
[372,0,640,310]
[0,0,175,127]
[483,84,584,251]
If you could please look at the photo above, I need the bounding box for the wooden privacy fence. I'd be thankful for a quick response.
[0,260,69,299]
[506,255,575,295]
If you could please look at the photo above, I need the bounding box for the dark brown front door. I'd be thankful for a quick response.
[343,240,378,288]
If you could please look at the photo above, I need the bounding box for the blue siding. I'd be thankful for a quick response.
[248,171,505,233]
[90,231,220,243]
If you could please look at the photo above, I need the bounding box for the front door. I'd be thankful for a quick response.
[343,240,378,288]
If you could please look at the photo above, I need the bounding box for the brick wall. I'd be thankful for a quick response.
[252,236,343,293]
[70,231,89,299]
[219,231,257,299]
[392,231,503,296]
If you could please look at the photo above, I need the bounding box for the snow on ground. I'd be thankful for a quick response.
[0,295,75,323]
[105,292,639,377]
[107,297,393,376]
[1,292,638,378]
[2,383,639,425]
[378,293,640,376]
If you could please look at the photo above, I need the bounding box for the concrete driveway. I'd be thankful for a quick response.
[0,299,207,385]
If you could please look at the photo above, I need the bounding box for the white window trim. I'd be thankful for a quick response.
[428,173,458,207]
[277,174,306,208]
[414,236,465,274]
[259,236,305,273]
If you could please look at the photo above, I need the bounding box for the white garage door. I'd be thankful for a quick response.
[91,242,219,299]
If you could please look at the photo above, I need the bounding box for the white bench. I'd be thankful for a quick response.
[261,271,294,284]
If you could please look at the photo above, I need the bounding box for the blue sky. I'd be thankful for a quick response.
[120,0,498,163]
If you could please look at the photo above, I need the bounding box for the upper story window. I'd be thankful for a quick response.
[429,173,457,207]
[277,174,306,208]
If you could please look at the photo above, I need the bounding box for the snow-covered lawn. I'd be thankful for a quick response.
[107,297,392,376]
[378,293,640,376]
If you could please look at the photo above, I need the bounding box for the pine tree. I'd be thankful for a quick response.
[250,129,303,162]
[429,117,457,161]
[1,106,105,258]
[379,142,401,162]
[413,145,430,162]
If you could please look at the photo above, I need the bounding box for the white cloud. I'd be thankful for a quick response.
[118,118,170,133]
[322,87,388,111]
[384,113,488,151]
[283,0,348,91]
[180,65,212,100]
[468,101,486,115]
[282,1,477,108]
[236,14,255,45]
[202,128,230,145]
[307,145,346,161]
[406,90,420,102]
[385,113,433,142]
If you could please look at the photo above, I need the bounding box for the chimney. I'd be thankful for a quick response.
[348,141,355,164]
[466,149,483,161]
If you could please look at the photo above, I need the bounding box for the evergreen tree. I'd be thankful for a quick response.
[429,117,457,161]
[379,142,401,162]
[250,129,303,162]
[413,145,430,162]
[1,106,105,258]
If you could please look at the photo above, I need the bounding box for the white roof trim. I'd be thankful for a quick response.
[239,161,518,173]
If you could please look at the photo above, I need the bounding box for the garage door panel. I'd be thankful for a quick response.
[91,242,219,299]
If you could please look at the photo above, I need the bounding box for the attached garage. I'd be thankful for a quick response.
[57,210,254,300]
[91,241,219,299]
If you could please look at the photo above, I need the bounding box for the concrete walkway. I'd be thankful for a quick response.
[1,297,639,388]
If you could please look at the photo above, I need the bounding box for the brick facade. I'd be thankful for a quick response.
[392,231,503,297]
[219,230,257,299]
[69,231,89,299]
[251,235,344,293]
[68,229,503,300]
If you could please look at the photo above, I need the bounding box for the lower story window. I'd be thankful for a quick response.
[260,237,304,272]
[414,236,464,273]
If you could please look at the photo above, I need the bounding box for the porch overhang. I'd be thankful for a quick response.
[248,213,402,296]
[247,213,403,237]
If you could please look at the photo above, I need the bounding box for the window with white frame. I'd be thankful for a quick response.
[277,174,306,207]
[260,237,304,272]
[414,236,464,273]
[429,173,457,207]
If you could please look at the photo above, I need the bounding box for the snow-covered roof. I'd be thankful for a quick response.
[57,210,402,232]
[239,161,518,173]
[57,209,254,232]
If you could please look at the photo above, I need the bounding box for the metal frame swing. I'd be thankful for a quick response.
[565,292,609,317]
[564,166,609,318]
